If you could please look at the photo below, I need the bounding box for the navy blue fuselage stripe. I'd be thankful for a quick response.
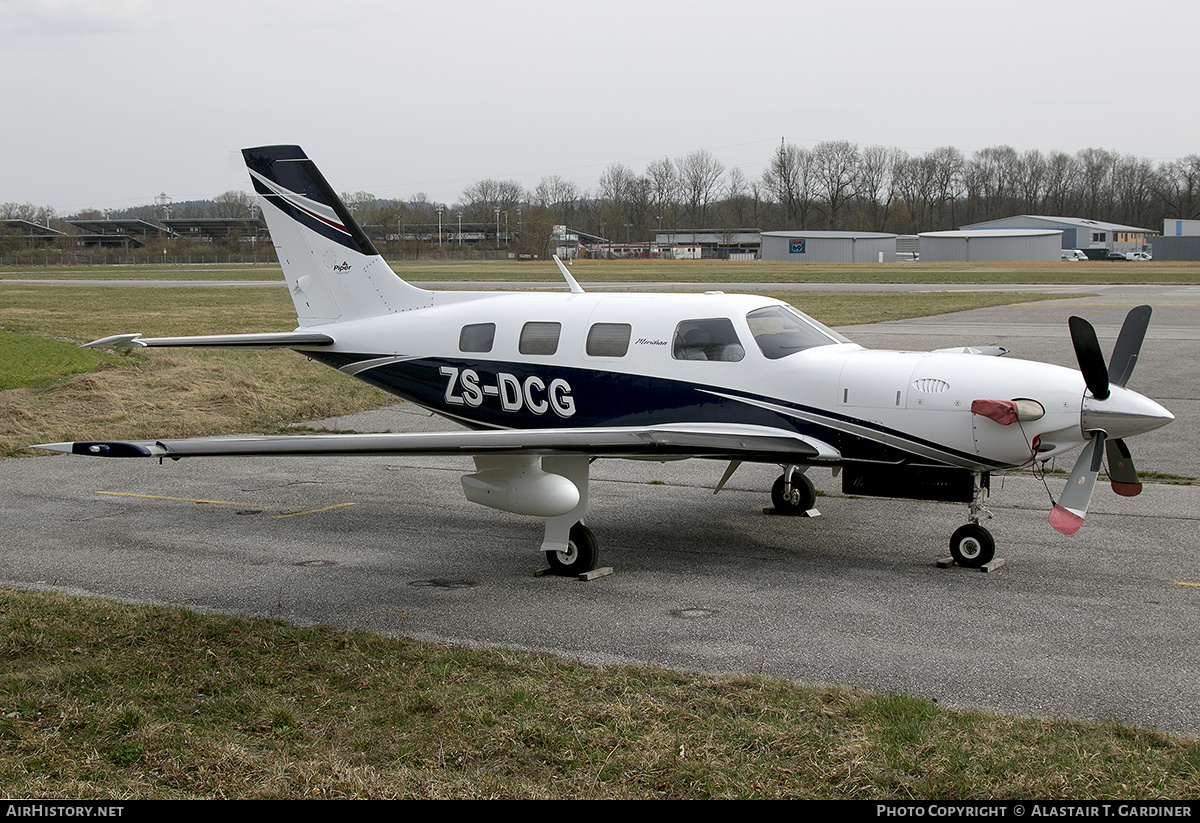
[303,351,1004,468]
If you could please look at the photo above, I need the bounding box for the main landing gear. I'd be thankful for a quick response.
[544,522,598,576]
[536,456,604,577]
[770,467,818,516]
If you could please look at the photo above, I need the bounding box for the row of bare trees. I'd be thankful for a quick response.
[353,142,1200,247]
[733,141,1199,237]
[7,142,1200,255]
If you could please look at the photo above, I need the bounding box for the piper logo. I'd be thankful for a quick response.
[440,366,575,417]
[333,261,352,272]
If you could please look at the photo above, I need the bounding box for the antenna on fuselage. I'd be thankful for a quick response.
[553,255,585,295]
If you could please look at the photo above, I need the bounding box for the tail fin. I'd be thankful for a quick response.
[243,145,431,326]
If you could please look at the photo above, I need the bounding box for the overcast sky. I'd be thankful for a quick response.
[3,0,1197,214]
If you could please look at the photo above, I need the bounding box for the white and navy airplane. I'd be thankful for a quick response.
[36,145,1175,574]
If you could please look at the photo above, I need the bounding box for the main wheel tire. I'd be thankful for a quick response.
[949,523,995,568]
[771,472,816,516]
[545,522,599,576]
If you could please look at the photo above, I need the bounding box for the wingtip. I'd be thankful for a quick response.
[29,442,73,454]
[29,441,158,457]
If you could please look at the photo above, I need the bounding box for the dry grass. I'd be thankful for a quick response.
[1,351,387,457]
[0,284,387,456]
[2,588,1197,799]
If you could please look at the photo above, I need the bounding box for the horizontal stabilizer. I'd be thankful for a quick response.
[82,332,335,349]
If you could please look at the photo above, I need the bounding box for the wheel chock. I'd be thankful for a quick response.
[536,565,614,580]
[937,556,1006,572]
[762,507,821,518]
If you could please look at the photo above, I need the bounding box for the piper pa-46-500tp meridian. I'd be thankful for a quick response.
[36,145,1175,574]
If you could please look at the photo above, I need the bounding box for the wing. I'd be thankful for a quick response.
[34,423,840,464]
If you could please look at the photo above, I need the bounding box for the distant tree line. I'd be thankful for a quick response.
[341,142,1200,248]
[5,142,1200,258]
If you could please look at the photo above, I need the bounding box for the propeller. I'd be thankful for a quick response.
[1051,306,1154,535]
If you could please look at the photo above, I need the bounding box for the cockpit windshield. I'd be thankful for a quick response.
[746,305,850,359]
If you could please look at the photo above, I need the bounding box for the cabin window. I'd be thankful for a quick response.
[586,323,632,357]
[672,318,744,362]
[519,322,561,355]
[459,323,496,353]
[746,305,846,359]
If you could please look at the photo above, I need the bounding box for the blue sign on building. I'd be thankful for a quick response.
[789,239,805,254]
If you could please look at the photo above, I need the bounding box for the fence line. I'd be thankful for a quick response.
[0,249,536,268]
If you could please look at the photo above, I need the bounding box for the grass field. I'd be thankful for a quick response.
[3,587,1198,799]
[3,258,1200,284]
[2,263,1197,798]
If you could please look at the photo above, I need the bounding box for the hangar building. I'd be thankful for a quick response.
[959,215,1154,256]
[759,231,897,263]
[1151,219,1200,260]
[919,229,1062,262]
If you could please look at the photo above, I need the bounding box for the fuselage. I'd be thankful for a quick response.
[292,289,1111,473]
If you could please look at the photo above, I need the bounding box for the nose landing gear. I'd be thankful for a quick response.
[949,471,995,568]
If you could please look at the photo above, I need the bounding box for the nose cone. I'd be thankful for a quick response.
[1082,385,1174,440]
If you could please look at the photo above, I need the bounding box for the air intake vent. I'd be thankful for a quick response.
[913,378,951,393]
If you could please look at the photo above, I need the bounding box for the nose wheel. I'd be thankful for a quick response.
[949,523,995,568]
[946,471,996,568]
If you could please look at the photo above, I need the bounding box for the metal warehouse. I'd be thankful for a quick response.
[1152,219,1200,260]
[919,229,1062,262]
[759,231,897,263]
[959,215,1154,255]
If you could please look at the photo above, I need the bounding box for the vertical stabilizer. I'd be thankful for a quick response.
[243,145,431,326]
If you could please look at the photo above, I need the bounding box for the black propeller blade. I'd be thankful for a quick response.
[1068,315,1110,400]
[1109,304,1152,388]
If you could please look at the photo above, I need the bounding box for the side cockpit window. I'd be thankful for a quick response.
[746,305,846,359]
[672,318,744,362]
[459,323,496,353]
